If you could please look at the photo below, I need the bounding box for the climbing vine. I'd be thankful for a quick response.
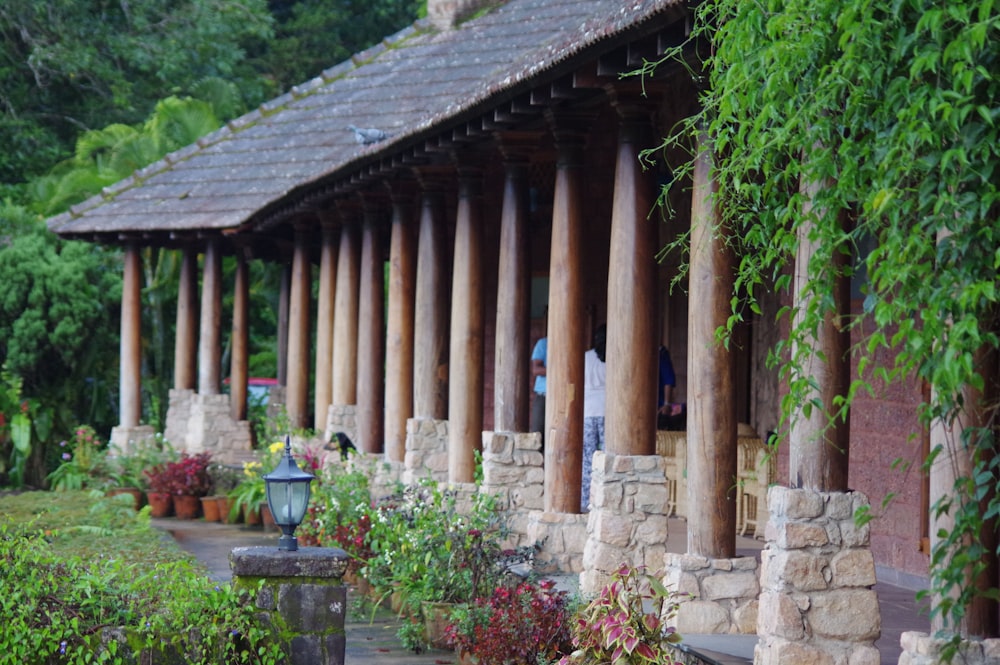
[643,0,999,642]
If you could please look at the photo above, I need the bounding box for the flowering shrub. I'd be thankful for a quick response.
[46,425,108,491]
[445,579,575,665]
[145,453,213,496]
[559,564,683,665]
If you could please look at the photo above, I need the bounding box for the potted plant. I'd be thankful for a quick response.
[144,462,175,517]
[105,434,178,509]
[207,463,242,523]
[228,460,267,525]
[557,564,683,665]
[165,452,213,519]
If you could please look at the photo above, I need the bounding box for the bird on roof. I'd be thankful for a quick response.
[348,125,390,145]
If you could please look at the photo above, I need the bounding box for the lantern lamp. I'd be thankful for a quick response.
[263,435,315,551]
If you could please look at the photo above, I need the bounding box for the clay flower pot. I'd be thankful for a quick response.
[173,494,201,520]
[147,492,173,518]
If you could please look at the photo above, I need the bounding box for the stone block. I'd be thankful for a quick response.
[515,432,541,450]
[516,450,544,467]
[847,645,881,665]
[612,455,635,474]
[733,599,759,634]
[840,519,871,548]
[665,552,711,571]
[770,640,836,665]
[825,492,854,520]
[591,481,623,509]
[663,568,700,598]
[523,467,544,484]
[632,455,663,473]
[830,549,876,588]
[634,483,669,513]
[703,571,759,601]
[484,434,514,459]
[764,549,829,592]
[777,521,830,549]
[633,515,669,546]
[807,588,880,641]
[983,638,1000,660]
[758,591,805,640]
[676,600,730,634]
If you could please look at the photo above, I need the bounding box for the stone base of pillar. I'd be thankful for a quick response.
[231,546,349,665]
[481,431,544,511]
[755,486,880,665]
[371,456,403,500]
[164,388,196,448]
[109,424,157,453]
[525,510,588,574]
[402,417,449,484]
[899,631,1000,665]
[324,403,357,449]
[663,553,759,634]
[580,451,669,594]
[185,393,253,461]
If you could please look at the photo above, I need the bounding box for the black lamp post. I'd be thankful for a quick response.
[263,435,315,551]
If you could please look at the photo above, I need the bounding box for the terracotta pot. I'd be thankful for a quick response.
[456,648,479,665]
[173,494,202,520]
[201,496,221,522]
[147,492,173,518]
[421,601,457,650]
[216,496,238,524]
[243,505,262,526]
[106,487,145,510]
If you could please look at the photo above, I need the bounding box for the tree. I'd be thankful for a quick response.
[650,0,998,646]
[0,0,274,187]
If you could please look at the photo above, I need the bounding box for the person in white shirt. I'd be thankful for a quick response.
[581,325,606,511]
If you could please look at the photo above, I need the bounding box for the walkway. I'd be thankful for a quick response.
[153,516,929,665]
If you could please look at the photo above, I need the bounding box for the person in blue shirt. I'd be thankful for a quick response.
[529,336,547,448]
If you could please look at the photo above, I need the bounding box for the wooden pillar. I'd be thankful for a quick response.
[686,133,738,559]
[198,238,222,395]
[544,115,589,514]
[788,182,850,491]
[493,135,534,432]
[604,100,657,457]
[357,203,385,455]
[277,264,290,387]
[412,172,451,419]
[314,221,338,431]
[385,189,417,462]
[448,164,485,483]
[230,251,250,422]
[332,222,360,405]
[174,248,198,391]
[120,243,142,429]
[286,226,312,431]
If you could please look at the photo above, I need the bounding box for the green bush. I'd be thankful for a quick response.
[0,493,282,664]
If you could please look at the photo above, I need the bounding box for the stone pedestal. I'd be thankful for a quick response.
[185,393,253,461]
[402,417,449,484]
[755,486,880,665]
[164,388,195,448]
[664,553,759,634]
[109,424,157,452]
[580,451,670,593]
[899,631,1000,665]
[231,546,349,665]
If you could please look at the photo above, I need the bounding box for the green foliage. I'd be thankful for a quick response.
[648,0,999,639]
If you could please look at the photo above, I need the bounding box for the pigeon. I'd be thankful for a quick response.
[348,125,390,145]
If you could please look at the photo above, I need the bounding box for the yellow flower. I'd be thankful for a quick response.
[269,441,285,454]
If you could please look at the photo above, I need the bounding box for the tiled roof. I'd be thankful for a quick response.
[47,0,680,238]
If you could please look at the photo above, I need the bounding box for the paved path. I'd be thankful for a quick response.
[154,516,929,665]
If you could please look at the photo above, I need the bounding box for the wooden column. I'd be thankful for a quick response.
[412,172,451,419]
[314,220,338,431]
[544,115,589,514]
[686,133,738,559]
[493,136,534,432]
[788,185,851,491]
[174,247,198,391]
[286,226,312,431]
[230,251,249,422]
[120,243,142,429]
[198,238,222,395]
[385,189,417,462]
[448,164,485,483]
[332,222,360,405]
[277,264,290,387]
[357,202,385,454]
[604,100,657,457]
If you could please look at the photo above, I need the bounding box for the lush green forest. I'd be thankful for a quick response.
[0,0,423,488]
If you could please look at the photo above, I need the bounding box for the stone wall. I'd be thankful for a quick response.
[163,388,195,448]
[580,451,670,593]
[755,486,880,665]
[525,511,588,574]
[402,417,449,485]
[899,631,1000,665]
[664,553,759,634]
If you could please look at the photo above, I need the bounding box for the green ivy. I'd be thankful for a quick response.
[644,0,999,644]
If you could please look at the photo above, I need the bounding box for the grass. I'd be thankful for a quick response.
[0,489,204,568]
